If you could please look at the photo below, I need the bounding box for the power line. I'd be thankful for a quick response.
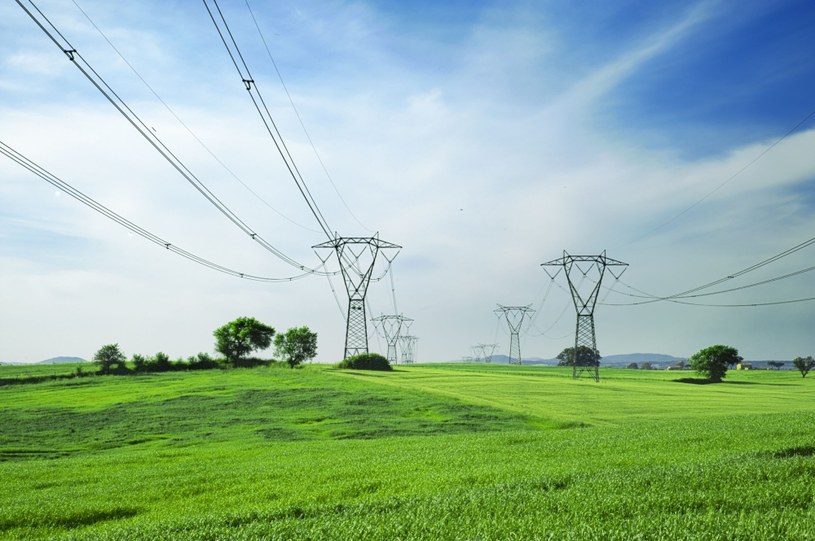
[602,233,815,307]
[0,140,314,283]
[243,0,373,234]
[69,0,320,234]
[203,0,333,240]
[622,107,815,247]
[17,0,331,275]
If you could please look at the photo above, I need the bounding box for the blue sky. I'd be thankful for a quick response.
[1,0,815,363]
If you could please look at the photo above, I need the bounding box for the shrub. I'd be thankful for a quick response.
[187,352,220,370]
[336,352,392,371]
[151,352,172,372]
[132,353,148,372]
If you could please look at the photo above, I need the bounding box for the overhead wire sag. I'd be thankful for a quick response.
[203,0,334,240]
[16,0,333,276]
[69,0,320,234]
[0,140,315,283]
[243,0,373,234]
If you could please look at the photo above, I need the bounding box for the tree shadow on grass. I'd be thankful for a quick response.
[673,377,719,385]
[673,378,792,386]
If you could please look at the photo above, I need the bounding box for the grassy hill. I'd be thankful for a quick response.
[1,363,813,540]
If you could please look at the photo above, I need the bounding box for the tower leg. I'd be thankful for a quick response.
[345,298,368,359]
[509,332,521,365]
[573,314,599,382]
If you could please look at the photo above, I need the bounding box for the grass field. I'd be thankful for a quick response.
[1,363,813,540]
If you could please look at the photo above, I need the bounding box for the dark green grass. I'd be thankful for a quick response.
[0,363,813,540]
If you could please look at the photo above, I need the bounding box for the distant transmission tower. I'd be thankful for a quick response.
[400,335,418,364]
[372,314,413,364]
[314,235,401,359]
[472,343,497,363]
[541,251,628,381]
[494,305,535,365]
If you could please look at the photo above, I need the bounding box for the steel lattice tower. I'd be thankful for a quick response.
[472,343,498,363]
[541,251,627,382]
[314,235,401,359]
[372,314,413,363]
[494,305,535,365]
[399,335,418,364]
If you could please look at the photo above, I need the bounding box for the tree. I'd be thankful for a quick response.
[274,326,318,368]
[689,344,742,383]
[627,362,639,369]
[640,362,653,370]
[94,343,127,373]
[767,361,785,370]
[792,356,815,378]
[556,346,601,367]
[213,317,275,364]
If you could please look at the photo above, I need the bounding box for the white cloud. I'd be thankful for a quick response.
[2,0,814,363]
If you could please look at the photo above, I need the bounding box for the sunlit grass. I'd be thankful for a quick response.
[1,363,813,540]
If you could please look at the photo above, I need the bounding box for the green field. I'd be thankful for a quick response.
[1,363,813,540]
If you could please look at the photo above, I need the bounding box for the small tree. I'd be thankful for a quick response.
[274,326,318,368]
[640,361,653,370]
[94,343,127,374]
[213,317,275,364]
[556,346,601,367]
[689,344,742,383]
[627,362,639,369]
[792,356,815,378]
[767,361,785,370]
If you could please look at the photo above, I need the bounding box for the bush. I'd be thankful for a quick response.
[187,352,221,370]
[132,353,148,372]
[151,352,172,372]
[336,353,392,371]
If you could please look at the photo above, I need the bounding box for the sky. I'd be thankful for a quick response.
[2,0,815,363]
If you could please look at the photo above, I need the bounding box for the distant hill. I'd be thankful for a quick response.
[459,353,685,368]
[600,353,685,368]
[38,356,86,364]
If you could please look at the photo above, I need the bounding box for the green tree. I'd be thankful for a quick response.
[689,344,742,383]
[213,317,275,364]
[94,343,127,374]
[556,346,601,367]
[626,362,639,369]
[640,362,653,370]
[274,326,318,368]
[792,356,815,378]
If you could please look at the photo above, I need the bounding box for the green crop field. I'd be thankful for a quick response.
[1,363,813,540]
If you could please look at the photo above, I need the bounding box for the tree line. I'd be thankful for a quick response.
[94,316,317,374]
[555,344,815,381]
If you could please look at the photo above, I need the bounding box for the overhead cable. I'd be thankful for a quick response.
[0,140,314,283]
[69,0,320,234]
[203,0,334,240]
[16,0,331,275]
[623,107,815,246]
[243,0,373,234]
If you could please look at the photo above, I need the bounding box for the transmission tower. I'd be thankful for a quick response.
[541,250,628,381]
[314,235,401,359]
[400,335,418,364]
[494,305,535,365]
[372,314,413,364]
[472,343,498,363]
